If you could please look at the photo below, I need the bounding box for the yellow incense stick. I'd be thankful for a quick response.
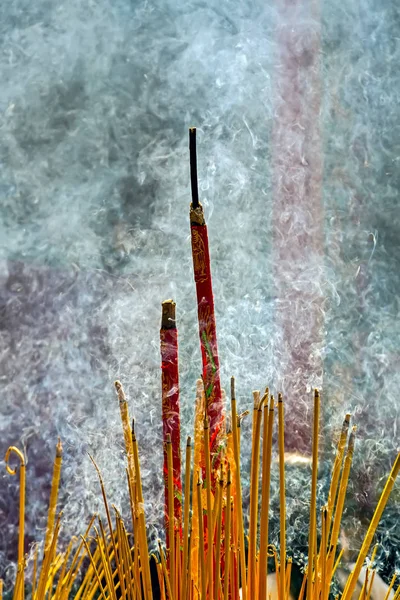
[326,414,351,540]
[132,423,154,600]
[214,474,224,600]
[259,394,275,600]
[320,506,328,600]
[88,454,127,600]
[327,426,357,582]
[44,438,63,555]
[342,452,400,600]
[278,393,287,600]
[181,437,192,600]
[159,541,174,600]
[366,570,377,600]
[191,379,205,595]
[203,416,214,600]
[5,446,26,567]
[306,389,320,600]
[230,376,247,600]
[196,474,207,600]
[248,391,265,600]
[166,433,176,600]
[115,380,136,517]
[383,574,398,600]
[224,469,232,600]
[285,557,292,600]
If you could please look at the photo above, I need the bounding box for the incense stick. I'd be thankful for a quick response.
[4,384,399,600]
[161,299,182,545]
[230,376,247,600]
[278,393,287,600]
[306,389,320,600]
[189,128,224,474]
[5,446,26,568]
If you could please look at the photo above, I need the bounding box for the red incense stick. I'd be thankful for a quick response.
[160,299,182,542]
[189,128,224,469]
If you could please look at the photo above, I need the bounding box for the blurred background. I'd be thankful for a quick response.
[0,0,399,591]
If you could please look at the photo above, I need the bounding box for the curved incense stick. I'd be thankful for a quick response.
[5,446,26,567]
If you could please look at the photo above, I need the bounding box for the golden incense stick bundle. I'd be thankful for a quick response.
[3,382,399,600]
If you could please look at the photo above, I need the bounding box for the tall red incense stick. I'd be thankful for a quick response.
[160,299,182,541]
[189,127,224,468]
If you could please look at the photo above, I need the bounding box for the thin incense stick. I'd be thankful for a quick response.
[5,446,26,567]
[196,474,207,600]
[259,393,275,600]
[327,427,357,583]
[203,416,214,600]
[326,414,351,541]
[342,452,400,600]
[230,376,247,600]
[214,474,224,600]
[132,423,153,600]
[115,380,136,520]
[44,438,63,555]
[248,391,265,600]
[307,389,320,600]
[181,437,192,600]
[223,470,232,600]
[191,380,205,595]
[278,393,287,600]
[320,506,328,600]
[166,433,176,599]
[383,574,398,600]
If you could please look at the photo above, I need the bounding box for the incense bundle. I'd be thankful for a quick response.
[160,300,182,544]
[189,127,224,469]
[3,384,399,600]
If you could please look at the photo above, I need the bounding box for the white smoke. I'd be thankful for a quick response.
[0,0,399,590]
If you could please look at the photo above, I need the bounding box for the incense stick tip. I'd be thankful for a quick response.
[161,299,176,328]
[56,438,62,457]
[114,379,126,403]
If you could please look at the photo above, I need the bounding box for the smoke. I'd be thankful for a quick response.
[0,0,399,590]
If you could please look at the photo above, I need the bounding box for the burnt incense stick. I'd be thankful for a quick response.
[189,127,200,210]
[189,127,224,474]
